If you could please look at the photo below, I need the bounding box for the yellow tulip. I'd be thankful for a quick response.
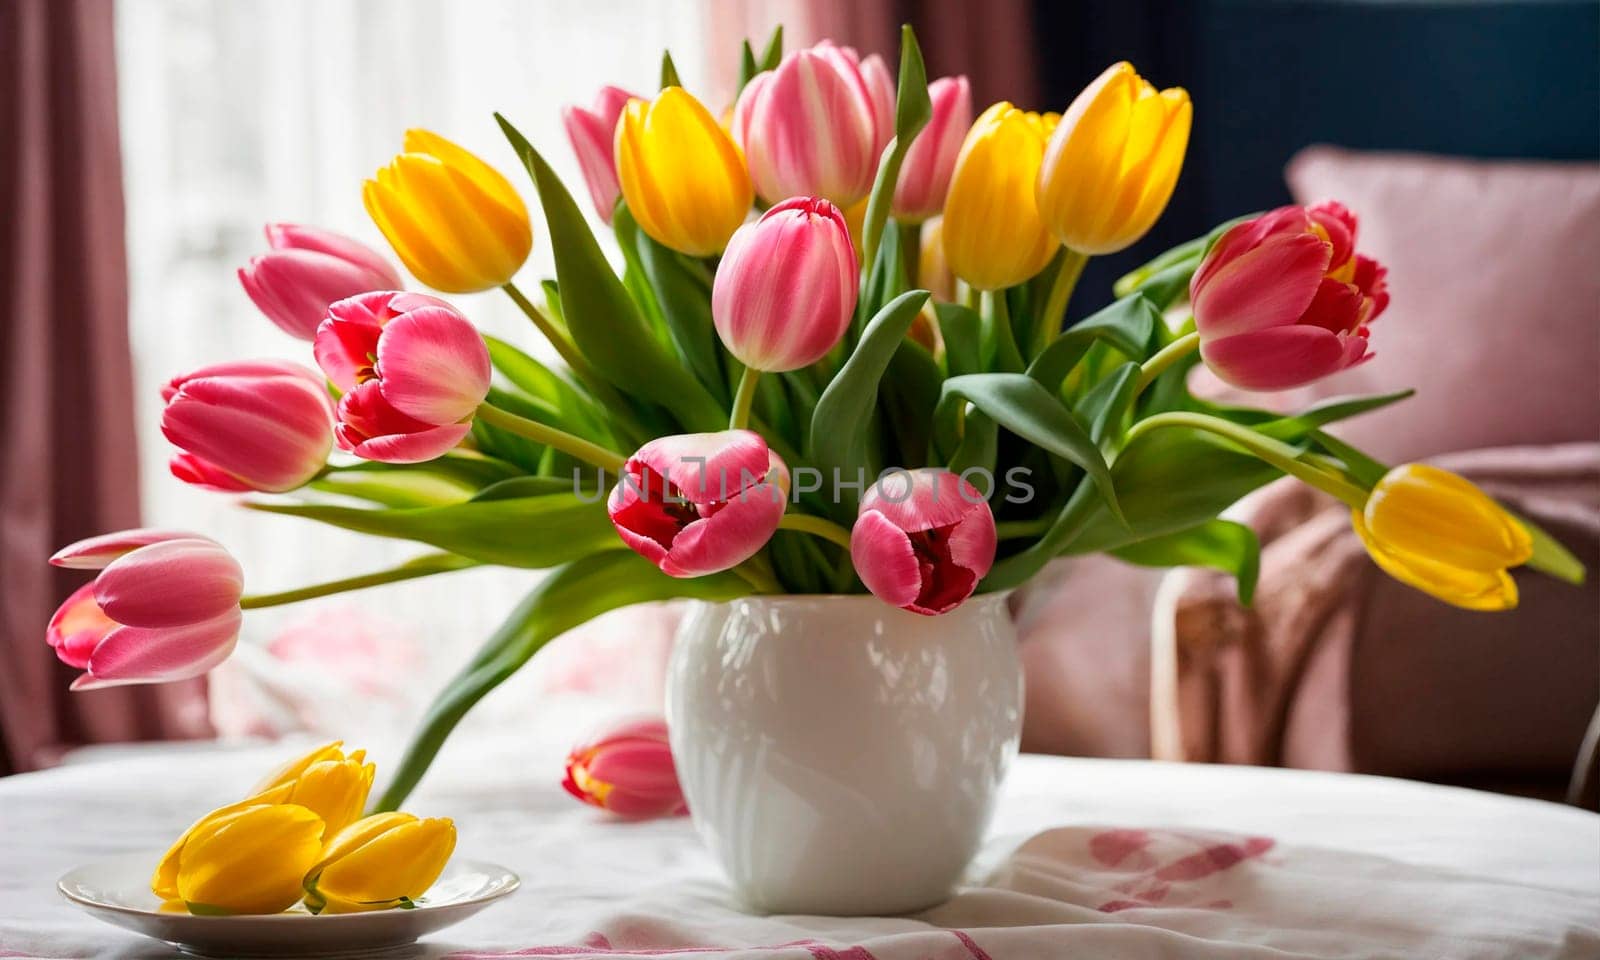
[615,87,753,257]
[302,812,457,914]
[917,216,957,303]
[1037,62,1191,255]
[1351,464,1534,611]
[364,129,532,292]
[151,783,293,901]
[941,103,1060,291]
[249,740,375,839]
[173,803,326,915]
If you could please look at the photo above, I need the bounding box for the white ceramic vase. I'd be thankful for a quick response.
[665,593,1022,915]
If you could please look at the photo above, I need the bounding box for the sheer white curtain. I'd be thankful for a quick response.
[115,0,711,740]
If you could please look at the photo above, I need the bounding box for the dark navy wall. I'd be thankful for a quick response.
[1029,0,1600,319]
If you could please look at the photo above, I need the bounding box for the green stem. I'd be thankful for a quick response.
[778,513,855,550]
[474,403,626,472]
[1122,412,1370,508]
[239,554,477,609]
[729,366,761,431]
[898,220,922,290]
[501,281,588,379]
[984,288,1025,373]
[1132,330,1200,399]
[995,518,1050,540]
[730,561,782,594]
[1032,247,1088,359]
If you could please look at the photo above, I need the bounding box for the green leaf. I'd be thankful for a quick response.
[882,339,943,466]
[738,40,760,91]
[1308,429,1388,488]
[859,25,930,281]
[245,489,613,569]
[1079,361,1141,447]
[468,476,577,501]
[311,471,476,509]
[660,50,681,89]
[1068,427,1280,554]
[759,24,784,70]
[1112,520,1261,606]
[810,290,930,518]
[373,551,749,810]
[1028,293,1159,392]
[495,113,725,433]
[471,386,554,473]
[984,478,1100,590]
[939,373,1122,520]
[631,220,729,403]
[1252,390,1415,441]
[935,302,983,377]
[1516,510,1587,586]
[483,335,609,440]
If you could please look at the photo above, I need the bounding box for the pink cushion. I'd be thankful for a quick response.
[1277,147,1600,462]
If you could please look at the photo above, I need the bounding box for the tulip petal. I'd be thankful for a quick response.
[238,249,398,342]
[1199,325,1350,391]
[168,454,254,493]
[851,510,923,610]
[161,374,333,492]
[47,582,116,669]
[94,538,243,628]
[374,306,491,424]
[50,529,199,570]
[1193,232,1331,339]
[859,469,987,533]
[661,482,786,577]
[630,430,771,503]
[1189,206,1311,296]
[163,358,328,404]
[76,609,241,688]
[1352,511,1520,611]
[1299,276,1366,335]
[348,422,471,464]
[264,223,403,287]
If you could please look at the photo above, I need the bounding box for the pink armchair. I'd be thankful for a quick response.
[1018,147,1600,804]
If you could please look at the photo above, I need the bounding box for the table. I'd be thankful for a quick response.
[2,741,1596,959]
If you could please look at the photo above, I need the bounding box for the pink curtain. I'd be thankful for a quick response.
[0,0,211,773]
[704,0,1039,113]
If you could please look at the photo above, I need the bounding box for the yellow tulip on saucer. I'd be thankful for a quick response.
[302,812,458,914]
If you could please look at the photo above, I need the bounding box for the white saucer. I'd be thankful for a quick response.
[59,852,519,957]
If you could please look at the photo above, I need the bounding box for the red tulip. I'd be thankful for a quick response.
[891,76,972,223]
[161,360,333,493]
[238,224,402,341]
[712,197,859,372]
[314,291,491,463]
[1193,201,1390,391]
[47,531,244,690]
[851,469,997,616]
[607,430,787,578]
[562,85,639,224]
[562,717,686,819]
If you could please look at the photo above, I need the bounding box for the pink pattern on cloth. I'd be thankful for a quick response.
[1082,827,1275,912]
[446,933,1029,959]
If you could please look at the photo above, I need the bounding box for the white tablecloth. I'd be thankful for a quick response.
[1,740,1596,959]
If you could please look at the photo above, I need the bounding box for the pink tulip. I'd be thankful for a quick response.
[712,197,859,372]
[315,291,491,463]
[820,43,895,157]
[732,42,881,206]
[47,532,244,690]
[607,430,787,578]
[562,717,687,818]
[851,469,997,616]
[161,360,333,493]
[238,224,403,341]
[891,76,972,223]
[1193,201,1391,391]
[563,85,639,224]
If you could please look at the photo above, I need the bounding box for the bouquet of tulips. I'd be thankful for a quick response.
[46,26,1584,811]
